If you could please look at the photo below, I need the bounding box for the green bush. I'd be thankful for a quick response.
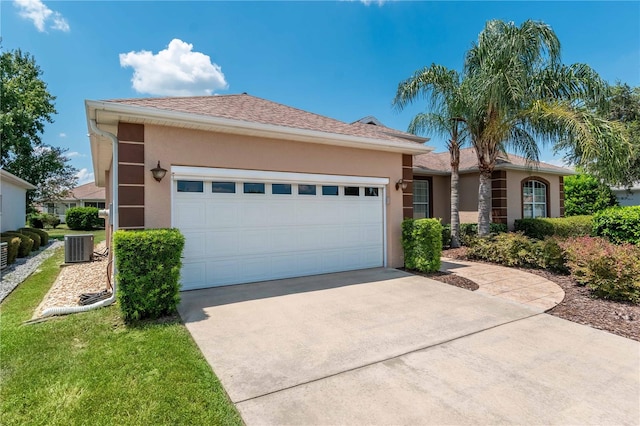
[1,232,33,257]
[593,206,640,244]
[41,213,61,229]
[467,233,566,272]
[20,227,49,245]
[113,229,185,322]
[441,224,452,248]
[402,218,442,273]
[18,230,41,251]
[459,222,508,246]
[514,216,593,239]
[564,174,618,216]
[66,207,100,230]
[27,214,44,229]
[561,236,640,303]
[1,236,20,264]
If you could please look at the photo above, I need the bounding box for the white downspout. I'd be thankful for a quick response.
[40,121,119,318]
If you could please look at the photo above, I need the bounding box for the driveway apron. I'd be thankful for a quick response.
[178,268,640,425]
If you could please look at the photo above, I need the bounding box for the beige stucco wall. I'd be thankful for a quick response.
[506,170,562,228]
[142,124,407,267]
[430,175,450,222]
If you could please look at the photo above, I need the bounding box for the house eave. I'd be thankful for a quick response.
[86,100,433,186]
[0,169,37,190]
[413,163,575,177]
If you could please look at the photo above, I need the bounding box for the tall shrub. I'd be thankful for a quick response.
[402,218,442,273]
[593,206,640,244]
[1,236,20,264]
[1,232,33,257]
[563,174,618,216]
[113,229,185,322]
[66,207,100,230]
[562,236,640,303]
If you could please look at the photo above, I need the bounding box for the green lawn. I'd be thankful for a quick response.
[0,248,242,426]
[46,225,106,244]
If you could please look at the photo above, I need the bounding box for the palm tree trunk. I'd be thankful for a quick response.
[477,169,492,236]
[450,158,461,248]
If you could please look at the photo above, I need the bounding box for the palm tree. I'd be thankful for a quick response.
[393,64,468,247]
[463,19,630,235]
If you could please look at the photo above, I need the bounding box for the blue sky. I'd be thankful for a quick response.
[4,1,639,184]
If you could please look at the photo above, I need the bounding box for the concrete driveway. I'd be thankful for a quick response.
[178,268,640,425]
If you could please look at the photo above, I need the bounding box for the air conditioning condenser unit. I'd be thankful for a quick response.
[65,234,94,263]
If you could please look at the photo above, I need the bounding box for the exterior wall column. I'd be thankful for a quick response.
[491,170,507,224]
[117,122,145,229]
[402,154,413,219]
[559,176,565,217]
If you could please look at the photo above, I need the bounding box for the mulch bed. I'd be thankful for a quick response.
[442,247,640,342]
[401,268,479,291]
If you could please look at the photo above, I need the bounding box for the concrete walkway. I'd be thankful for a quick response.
[441,257,565,311]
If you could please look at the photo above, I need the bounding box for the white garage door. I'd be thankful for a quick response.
[172,167,388,290]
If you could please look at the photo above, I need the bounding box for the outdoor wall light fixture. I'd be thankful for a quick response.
[151,161,167,182]
[395,179,408,191]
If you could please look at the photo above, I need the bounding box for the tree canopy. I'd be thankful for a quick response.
[1,48,56,165]
[395,19,633,235]
[1,48,77,209]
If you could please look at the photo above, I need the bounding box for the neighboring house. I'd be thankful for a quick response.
[412,148,574,229]
[0,169,36,232]
[611,184,640,207]
[39,182,106,223]
[86,94,431,290]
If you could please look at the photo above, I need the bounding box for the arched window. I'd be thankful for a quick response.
[522,178,549,218]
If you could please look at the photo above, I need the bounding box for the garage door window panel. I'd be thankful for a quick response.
[272,184,292,195]
[244,183,265,194]
[345,186,360,196]
[365,187,379,197]
[177,180,204,192]
[212,182,236,193]
[322,185,339,196]
[298,184,317,195]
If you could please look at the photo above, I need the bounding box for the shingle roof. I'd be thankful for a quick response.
[106,94,427,145]
[414,147,573,175]
[63,182,105,201]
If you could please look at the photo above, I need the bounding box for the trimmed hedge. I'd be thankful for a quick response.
[441,224,452,248]
[514,216,593,240]
[402,218,442,273]
[19,230,41,251]
[459,222,508,246]
[467,233,567,272]
[20,227,49,245]
[1,236,20,264]
[593,206,640,245]
[561,236,640,303]
[66,207,101,230]
[113,229,185,322]
[1,232,33,257]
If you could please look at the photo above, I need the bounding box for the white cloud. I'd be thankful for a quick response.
[119,39,228,96]
[14,0,70,32]
[75,168,94,185]
[358,0,386,6]
[59,132,67,138]
[67,151,85,158]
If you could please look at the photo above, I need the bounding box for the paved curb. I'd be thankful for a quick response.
[440,257,565,311]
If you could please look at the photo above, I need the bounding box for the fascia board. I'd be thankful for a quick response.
[85,100,432,155]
